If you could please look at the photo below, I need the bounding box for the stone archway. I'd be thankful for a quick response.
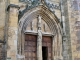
[18,5,63,60]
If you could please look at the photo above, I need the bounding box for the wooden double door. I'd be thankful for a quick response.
[24,34,52,60]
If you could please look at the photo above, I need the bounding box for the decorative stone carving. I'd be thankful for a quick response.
[18,0,60,20]
[37,30,42,41]
[44,0,60,10]
[37,15,42,30]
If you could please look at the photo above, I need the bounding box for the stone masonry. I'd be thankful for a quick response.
[0,0,80,60]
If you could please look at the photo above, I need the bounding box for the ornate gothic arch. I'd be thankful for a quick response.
[18,5,63,60]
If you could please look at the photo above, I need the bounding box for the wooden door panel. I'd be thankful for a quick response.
[25,34,37,60]
[42,42,47,46]
[25,35,52,60]
[42,36,51,42]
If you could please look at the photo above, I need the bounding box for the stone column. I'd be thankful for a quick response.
[37,15,42,60]
[7,5,19,60]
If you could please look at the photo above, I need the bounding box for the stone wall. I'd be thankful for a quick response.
[63,0,80,60]
[0,0,6,40]
[69,0,80,60]
[1,0,80,60]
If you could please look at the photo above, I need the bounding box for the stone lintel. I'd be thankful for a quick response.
[7,4,20,11]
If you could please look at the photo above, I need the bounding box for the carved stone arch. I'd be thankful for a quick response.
[19,5,59,33]
[18,5,63,60]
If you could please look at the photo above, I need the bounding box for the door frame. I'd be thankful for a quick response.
[24,33,53,60]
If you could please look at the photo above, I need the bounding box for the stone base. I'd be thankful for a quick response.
[54,56,63,60]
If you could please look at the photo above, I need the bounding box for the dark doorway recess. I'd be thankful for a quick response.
[42,46,48,60]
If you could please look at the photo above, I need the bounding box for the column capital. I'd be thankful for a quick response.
[7,4,20,11]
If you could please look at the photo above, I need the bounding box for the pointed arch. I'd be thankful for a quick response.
[19,5,60,34]
[18,5,63,60]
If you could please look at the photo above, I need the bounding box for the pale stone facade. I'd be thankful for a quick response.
[0,0,80,60]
